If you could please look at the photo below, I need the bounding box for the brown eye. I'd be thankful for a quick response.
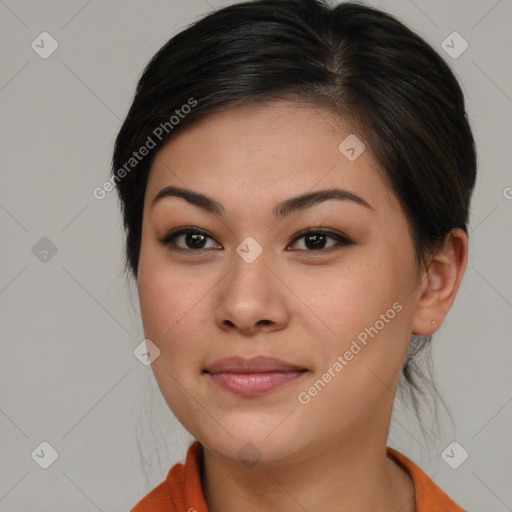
[288,229,353,252]
[158,227,222,251]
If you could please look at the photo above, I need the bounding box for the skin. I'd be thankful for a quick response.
[137,99,468,512]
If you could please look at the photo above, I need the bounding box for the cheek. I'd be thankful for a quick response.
[137,254,221,438]
[137,264,207,424]
[291,263,413,426]
[298,245,417,377]
[137,222,204,339]
[299,259,405,337]
[137,253,206,365]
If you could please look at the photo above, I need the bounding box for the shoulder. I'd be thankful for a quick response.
[386,447,467,512]
[130,476,174,512]
[130,441,208,512]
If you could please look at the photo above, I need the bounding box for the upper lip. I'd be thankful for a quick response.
[204,356,306,374]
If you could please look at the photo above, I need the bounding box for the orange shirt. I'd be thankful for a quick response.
[130,442,466,512]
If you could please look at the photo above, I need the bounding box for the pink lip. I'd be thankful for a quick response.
[204,356,307,396]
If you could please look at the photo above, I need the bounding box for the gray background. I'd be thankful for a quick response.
[0,0,511,510]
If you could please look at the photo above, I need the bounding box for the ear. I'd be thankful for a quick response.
[411,228,468,335]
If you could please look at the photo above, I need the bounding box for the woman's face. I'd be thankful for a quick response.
[137,99,425,464]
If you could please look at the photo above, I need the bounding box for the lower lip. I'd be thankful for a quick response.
[207,371,305,396]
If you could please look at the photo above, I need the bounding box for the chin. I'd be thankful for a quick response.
[193,420,306,467]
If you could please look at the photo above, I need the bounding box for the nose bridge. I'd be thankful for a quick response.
[226,243,272,305]
[214,241,289,332]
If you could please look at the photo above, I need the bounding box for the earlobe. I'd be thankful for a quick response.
[411,228,468,335]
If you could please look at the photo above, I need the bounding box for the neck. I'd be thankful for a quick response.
[201,425,415,512]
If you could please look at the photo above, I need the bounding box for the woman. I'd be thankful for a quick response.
[112,1,476,510]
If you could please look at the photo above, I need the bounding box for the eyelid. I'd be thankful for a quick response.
[287,227,353,251]
[157,226,222,250]
[158,226,353,252]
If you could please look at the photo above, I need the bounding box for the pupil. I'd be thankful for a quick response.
[187,233,206,248]
[183,233,328,250]
[306,234,326,250]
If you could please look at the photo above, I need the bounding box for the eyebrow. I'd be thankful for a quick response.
[151,185,373,219]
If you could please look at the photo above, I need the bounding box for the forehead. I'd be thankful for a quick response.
[145,99,397,216]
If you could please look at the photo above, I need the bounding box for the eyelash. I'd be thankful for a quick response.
[157,226,354,254]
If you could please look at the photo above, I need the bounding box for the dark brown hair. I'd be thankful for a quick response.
[112,0,476,411]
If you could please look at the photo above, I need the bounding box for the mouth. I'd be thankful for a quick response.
[203,356,308,396]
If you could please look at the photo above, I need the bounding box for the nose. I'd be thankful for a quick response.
[214,247,290,335]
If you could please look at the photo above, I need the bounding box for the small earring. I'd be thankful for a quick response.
[431,320,436,325]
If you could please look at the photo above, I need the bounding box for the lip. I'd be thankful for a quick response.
[204,356,308,396]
